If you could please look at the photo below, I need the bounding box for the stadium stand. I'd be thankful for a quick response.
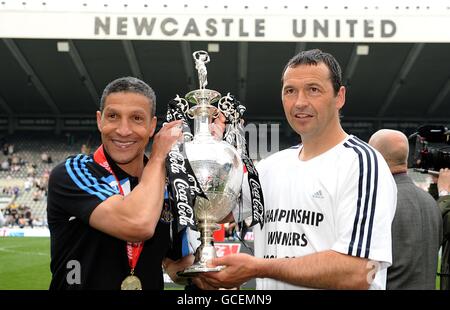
[0,132,99,227]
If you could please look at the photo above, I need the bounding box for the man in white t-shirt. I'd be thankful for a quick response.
[200,49,397,290]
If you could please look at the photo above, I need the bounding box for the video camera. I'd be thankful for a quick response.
[409,125,450,175]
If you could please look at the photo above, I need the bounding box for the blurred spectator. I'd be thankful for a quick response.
[1,159,9,171]
[4,206,14,227]
[224,221,237,241]
[11,164,20,172]
[369,129,442,289]
[41,152,52,164]
[24,207,33,228]
[17,214,27,228]
[0,208,5,227]
[12,186,19,196]
[81,144,88,154]
[26,163,36,177]
[43,169,50,178]
[437,168,450,290]
[33,190,41,201]
[8,143,14,155]
[11,155,20,165]
[24,177,33,191]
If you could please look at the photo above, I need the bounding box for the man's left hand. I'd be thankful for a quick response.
[198,253,257,289]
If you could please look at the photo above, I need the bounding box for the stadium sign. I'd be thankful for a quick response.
[0,0,449,42]
[91,16,399,41]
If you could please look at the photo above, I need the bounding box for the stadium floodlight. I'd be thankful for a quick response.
[207,43,220,53]
[57,41,70,52]
[356,44,369,55]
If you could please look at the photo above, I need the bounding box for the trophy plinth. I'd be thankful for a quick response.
[177,51,244,277]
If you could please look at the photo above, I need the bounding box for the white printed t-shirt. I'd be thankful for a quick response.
[235,135,397,290]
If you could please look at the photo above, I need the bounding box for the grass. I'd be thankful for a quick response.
[0,237,51,290]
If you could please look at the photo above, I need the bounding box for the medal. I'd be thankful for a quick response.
[121,274,142,290]
[119,242,144,290]
[94,145,146,290]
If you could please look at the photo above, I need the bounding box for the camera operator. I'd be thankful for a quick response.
[414,125,450,290]
[437,168,450,290]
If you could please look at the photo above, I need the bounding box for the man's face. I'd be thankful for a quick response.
[281,63,345,140]
[96,92,156,167]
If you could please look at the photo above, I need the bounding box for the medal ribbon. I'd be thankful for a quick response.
[94,145,144,274]
[165,97,208,232]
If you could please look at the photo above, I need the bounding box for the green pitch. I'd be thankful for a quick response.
[0,237,51,290]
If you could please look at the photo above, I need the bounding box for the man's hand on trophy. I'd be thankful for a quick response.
[163,255,219,289]
[149,120,182,162]
[198,253,258,289]
[163,255,194,286]
[210,112,226,141]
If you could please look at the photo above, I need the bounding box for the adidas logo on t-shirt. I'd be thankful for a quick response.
[312,190,324,199]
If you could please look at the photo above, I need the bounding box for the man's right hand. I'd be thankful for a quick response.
[89,120,182,242]
[150,120,183,163]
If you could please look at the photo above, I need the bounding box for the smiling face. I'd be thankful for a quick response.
[96,91,156,174]
[281,63,345,143]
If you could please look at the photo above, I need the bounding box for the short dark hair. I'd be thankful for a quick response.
[281,49,343,95]
[99,76,156,116]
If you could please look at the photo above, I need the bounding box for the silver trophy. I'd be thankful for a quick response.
[177,51,244,276]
